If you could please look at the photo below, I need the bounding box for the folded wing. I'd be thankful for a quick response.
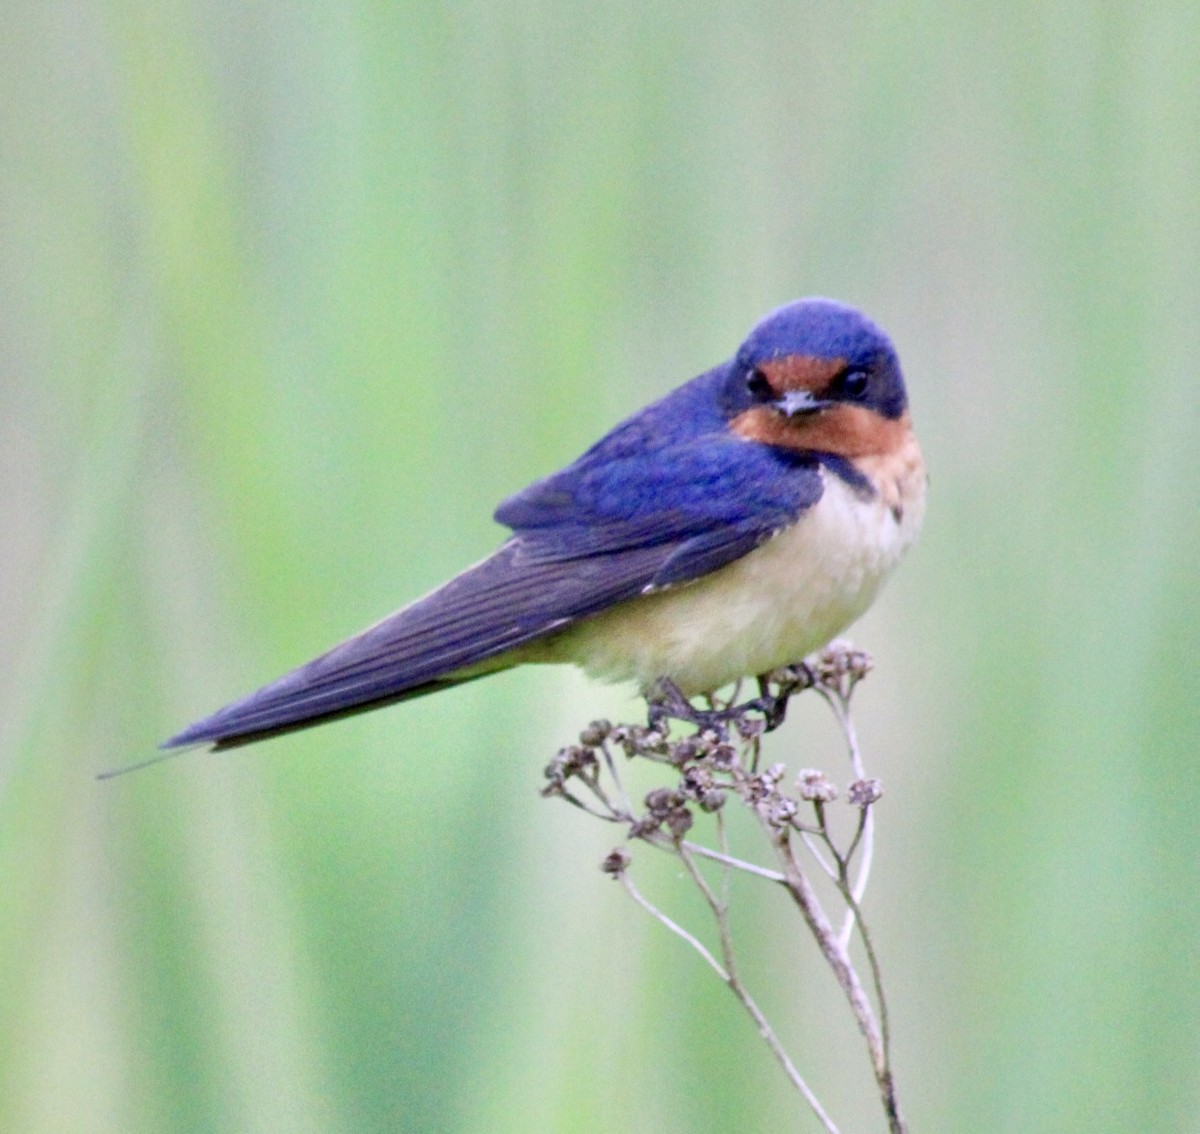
[165,434,823,750]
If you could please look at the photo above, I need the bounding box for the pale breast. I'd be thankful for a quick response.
[543,447,926,695]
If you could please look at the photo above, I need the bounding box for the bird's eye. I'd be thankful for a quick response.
[842,369,869,399]
[746,367,773,400]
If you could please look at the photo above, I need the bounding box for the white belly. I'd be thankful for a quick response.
[541,466,925,694]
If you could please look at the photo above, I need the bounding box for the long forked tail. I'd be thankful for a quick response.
[153,533,666,754]
[158,544,558,752]
[98,660,494,777]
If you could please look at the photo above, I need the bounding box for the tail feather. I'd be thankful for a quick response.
[161,537,665,750]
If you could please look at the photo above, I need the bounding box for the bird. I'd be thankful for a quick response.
[163,298,925,752]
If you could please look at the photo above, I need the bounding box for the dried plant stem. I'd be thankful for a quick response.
[819,686,877,948]
[767,827,906,1134]
[619,869,841,1134]
[798,683,904,1131]
[545,643,906,1132]
[667,838,786,882]
[836,884,892,1059]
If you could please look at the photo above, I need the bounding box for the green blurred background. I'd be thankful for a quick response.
[3,3,1199,1131]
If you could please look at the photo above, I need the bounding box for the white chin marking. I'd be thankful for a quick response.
[542,465,926,695]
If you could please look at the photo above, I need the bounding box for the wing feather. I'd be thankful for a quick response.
[164,539,670,749]
[164,430,825,750]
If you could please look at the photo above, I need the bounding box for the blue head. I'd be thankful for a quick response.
[727,298,908,422]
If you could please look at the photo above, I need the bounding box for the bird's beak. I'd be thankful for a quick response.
[775,390,832,417]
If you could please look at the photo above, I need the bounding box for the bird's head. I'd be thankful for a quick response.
[726,299,911,458]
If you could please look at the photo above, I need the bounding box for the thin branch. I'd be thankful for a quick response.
[715,809,735,915]
[768,829,906,1134]
[799,831,841,882]
[577,771,623,818]
[835,879,893,1061]
[598,740,633,816]
[552,788,622,822]
[822,688,878,949]
[677,843,734,968]
[619,869,728,979]
[618,869,841,1134]
[671,837,786,883]
[838,806,873,948]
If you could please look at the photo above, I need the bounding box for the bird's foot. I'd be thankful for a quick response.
[646,672,806,736]
[746,675,789,731]
[647,678,714,734]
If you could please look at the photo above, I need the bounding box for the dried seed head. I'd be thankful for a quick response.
[767,798,799,827]
[573,746,599,774]
[629,816,660,839]
[746,763,787,805]
[812,641,874,695]
[797,769,839,803]
[644,727,669,751]
[698,789,726,813]
[844,647,873,681]
[620,725,669,757]
[666,807,694,839]
[579,719,613,747]
[847,778,883,807]
[644,787,679,816]
[601,847,631,875]
[680,766,714,798]
[672,737,702,763]
[709,742,738,770]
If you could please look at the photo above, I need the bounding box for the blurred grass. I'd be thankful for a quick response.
[3,2,1200,1132]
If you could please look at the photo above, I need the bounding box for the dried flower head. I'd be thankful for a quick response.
[847,778,884,807]
[579,719,613,747]
[797,769,839,803]
[601,847,632,875]
[811,641,875,698]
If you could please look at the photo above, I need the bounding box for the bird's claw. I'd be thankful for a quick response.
[646,675,793,736]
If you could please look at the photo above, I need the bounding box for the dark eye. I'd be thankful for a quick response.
[842,369,869,399]
[746,367,773,400]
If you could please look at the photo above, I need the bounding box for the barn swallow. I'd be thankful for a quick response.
[163,298,925,752]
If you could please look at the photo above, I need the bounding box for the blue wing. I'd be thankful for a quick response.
[165,400,823,750]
